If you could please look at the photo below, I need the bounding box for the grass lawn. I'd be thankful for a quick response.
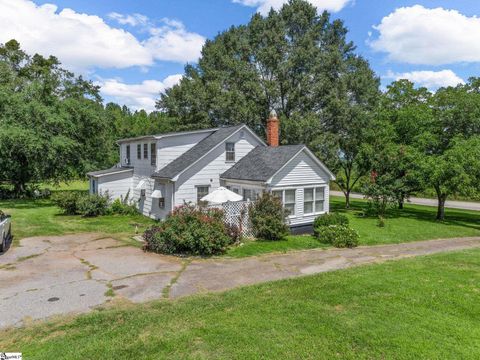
[2,249,480,359]
[0,180,155,246]
[226,196,480,257]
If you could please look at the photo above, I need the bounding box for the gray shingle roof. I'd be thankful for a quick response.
[152,125,245,180]
[220,145,305,182]
[87,167,133,177]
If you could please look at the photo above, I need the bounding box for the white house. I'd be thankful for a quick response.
[87,111,335,231]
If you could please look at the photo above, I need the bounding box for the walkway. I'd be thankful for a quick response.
[1,234,480,328]
[330,191,480,211]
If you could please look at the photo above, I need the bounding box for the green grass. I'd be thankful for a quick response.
[226,235,330,257]
[226,196,480,257]
[0,198,155,247]
[331,196,480,245]
[2,249,480,359]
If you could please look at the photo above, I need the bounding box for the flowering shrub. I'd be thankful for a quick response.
[143,203,234,256]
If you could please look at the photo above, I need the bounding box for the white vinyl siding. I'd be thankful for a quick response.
[269,149,331,226]
[96,171,133,201]
[132,176,173,219]
[175,129,263,206]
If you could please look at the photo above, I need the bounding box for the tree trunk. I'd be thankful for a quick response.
[398,199,404,210]
[345,190,350,209]
[436,195,446,220]
[13,181,26,195]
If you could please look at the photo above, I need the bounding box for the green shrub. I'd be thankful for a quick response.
[77,193,110,217]
[313,213,349,237]
[52,191,83,215]
[316,225,359,248]
[110,198,138,215]
[314,212,349,228]
[249,192,289,241]
[143,203,233,256]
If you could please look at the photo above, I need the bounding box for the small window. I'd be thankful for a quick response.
[125,145,130,165]
[91,179,97,194]
[140,189,146,197]
[197,186,209,206]
[315,187,325,212]
[304,188,314,214]
[272,189,296,216]
[150,143,156,166]
[226,142,235,162]
[158,197,165,209]
[243,189,253,201]
[137,144,141,159]
[284,189,296,215]
[143,144,148,159]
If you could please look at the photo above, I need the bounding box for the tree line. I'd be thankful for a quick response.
[0,39,181,194]
[1,0,479,220]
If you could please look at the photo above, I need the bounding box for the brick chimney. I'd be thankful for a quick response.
[266,109,279,147]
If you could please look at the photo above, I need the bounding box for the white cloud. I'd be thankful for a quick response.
[108,12,148,27]
[0,0,152,72]
[0,0,205,72]
[233,0,352,15]
[385,70,465,90]
[98,74,183,112]
[145,20,205,63]
[371,5,480,65]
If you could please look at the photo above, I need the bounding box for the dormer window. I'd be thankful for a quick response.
[226,142,235,162]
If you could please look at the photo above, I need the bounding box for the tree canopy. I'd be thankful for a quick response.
[158,0,380,206]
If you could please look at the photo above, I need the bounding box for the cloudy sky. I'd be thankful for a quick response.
[1,0,480,111]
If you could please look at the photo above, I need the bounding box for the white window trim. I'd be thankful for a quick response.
[303,186,327,215]
[225,142,235,162]
[272,188,297,217]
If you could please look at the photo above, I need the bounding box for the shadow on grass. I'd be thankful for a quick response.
[331,198,480,232]
[0,199,54,209]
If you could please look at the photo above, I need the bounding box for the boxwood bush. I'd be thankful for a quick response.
[143,203,234,256]
[315,225,359,248]
[249,192,289,241]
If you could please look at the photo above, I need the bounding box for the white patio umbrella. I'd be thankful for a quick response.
[201,186,243,204]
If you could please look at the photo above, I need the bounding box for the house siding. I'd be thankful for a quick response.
[268,151,330,226]
[174,130,262,206]
[97,171,133,201]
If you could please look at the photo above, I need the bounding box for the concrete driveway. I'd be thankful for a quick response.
[1,233,480,329]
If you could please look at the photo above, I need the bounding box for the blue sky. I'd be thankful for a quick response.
[2,0,480,110]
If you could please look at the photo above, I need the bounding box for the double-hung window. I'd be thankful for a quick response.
[143,144,148,159]
[272,189,296,216]
[137,144,141,160]
[304,187,325,213]
[226,142,235,162]
[150,143,156,166]
[197,186,209,206]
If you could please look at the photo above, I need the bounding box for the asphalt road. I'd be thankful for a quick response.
[330,191,480,212]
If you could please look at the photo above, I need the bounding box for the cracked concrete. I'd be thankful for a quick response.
[1,234,480,329]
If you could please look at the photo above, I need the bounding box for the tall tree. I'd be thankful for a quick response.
[419,80,480,219]
[158,0,380,207]
[0,40,110,192]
